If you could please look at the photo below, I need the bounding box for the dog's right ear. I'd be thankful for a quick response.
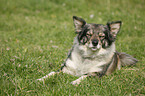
[73,16,86,33]
[107,21,122,40]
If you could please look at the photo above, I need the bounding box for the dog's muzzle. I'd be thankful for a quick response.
[89,39,101,51]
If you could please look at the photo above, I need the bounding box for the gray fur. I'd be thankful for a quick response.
[117,52,138,66]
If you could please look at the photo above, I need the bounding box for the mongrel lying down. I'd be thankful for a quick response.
[37,16,138,85]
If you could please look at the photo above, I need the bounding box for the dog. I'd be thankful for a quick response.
[37,16,138,85]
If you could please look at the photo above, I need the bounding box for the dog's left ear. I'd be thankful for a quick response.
[73,16,86,33]
[107,21,122,39]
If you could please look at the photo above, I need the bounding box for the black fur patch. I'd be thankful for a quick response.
[102,27,115,48]
[78,25,90,44]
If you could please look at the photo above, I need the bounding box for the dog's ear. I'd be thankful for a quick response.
[73,16,86,33]
[107,21,122,39]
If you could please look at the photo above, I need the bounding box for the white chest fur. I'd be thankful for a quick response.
[62,42,115,76]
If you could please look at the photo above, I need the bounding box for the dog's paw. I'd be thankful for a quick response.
[37,71,56,81]
[37,75,48,81]
[71,75,88,85]
[36,78,45,85]
[71,80,81,85]
[37,78,44,81]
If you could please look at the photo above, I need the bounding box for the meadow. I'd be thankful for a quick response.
[0,0,144,95]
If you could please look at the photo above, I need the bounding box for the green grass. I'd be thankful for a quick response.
[0,0,144,95]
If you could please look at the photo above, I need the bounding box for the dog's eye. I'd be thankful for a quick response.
[99,35,105,40]
[86,31,93,36]
[99,35,105,38]
[80,36,87,44]
[86,34,92,37]
[99,33,105,39]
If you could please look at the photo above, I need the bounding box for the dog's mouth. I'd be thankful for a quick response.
[89,43,102,51]
[90,45,101,51]
[91,47,98,51]
[88,42,102,51]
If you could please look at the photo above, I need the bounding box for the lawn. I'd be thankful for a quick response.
[0,0,144,95]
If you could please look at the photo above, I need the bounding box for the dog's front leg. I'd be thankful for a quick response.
[71,75,88,85]
[37,71,59,81]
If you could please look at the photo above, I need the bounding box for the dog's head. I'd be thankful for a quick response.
[73,16,122,51]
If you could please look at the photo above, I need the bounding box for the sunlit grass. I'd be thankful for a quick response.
[0,0,144,95]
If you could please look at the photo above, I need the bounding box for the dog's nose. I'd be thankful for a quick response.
[92,39,98,46]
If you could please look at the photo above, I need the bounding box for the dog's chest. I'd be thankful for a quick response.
[63,47,113,76]
[62,41,116,76]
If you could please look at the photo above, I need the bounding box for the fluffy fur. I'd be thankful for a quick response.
[37,16,138,85]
